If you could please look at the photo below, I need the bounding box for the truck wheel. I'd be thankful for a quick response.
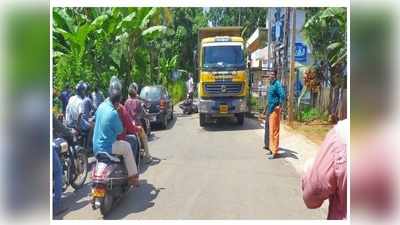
[236,113,244,125]
[199,113,206,127]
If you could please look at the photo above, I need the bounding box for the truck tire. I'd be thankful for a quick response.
[236,113,244,125]
[199,113,206,127]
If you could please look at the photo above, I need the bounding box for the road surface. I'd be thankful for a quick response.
[56,107,327,220]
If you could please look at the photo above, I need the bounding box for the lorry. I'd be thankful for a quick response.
[196,26,248,126]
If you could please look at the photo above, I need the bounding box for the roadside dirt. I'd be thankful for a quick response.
[284,120,333,145]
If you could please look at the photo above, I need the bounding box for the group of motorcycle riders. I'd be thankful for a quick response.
[53,76,154,215]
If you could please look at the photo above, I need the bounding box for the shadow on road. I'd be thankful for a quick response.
[104,179,165,220]
[53,182,92,220]
[203,118,262,132]
[139,156,163,174]
[277,148,299,160]
[150,113,177,131]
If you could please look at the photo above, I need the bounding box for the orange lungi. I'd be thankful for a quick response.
[269,106,281,155]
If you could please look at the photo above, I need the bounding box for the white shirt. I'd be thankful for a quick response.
[65,95,84,128]
[187,77,194,93]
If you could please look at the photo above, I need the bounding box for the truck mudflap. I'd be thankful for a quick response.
[198,98,247,115]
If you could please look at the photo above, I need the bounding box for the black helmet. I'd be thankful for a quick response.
[108,76,122,104]
[76,81,86,98]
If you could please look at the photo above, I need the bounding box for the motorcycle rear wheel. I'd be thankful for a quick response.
[100,194,113,217]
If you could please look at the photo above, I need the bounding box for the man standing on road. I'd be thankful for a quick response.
[266,69,285,159]
[186,73,194,100]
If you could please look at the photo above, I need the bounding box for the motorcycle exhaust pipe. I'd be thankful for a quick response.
[94,198,101,209]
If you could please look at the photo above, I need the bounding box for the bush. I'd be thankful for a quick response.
[168,79,187,104]
[299,106,327,122]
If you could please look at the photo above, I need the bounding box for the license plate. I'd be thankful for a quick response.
[91,188,105,197]
[219,105,228,113]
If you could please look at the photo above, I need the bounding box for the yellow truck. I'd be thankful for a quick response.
[196,26,248,126]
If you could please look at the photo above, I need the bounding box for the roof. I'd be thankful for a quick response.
[199,26,242,40]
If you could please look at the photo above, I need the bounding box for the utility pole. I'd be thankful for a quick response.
[288,8,296,126]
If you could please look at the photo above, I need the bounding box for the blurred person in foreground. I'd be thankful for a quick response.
[265,69,285,159]
[302,119,348,220]
[93,76,139,186]
[124,82,153,163]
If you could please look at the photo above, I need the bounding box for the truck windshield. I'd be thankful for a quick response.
[203,45,245,70]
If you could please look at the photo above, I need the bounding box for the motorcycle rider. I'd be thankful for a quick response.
[93,76,139,187]
[116,101,141,166]
[124,82,153,163]
[52,115,73,216]
[91,82,105,111]
[65,81,93,147]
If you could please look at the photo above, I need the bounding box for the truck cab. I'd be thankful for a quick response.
[197,27,248,126]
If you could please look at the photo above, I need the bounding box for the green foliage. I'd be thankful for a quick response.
[168,80,187,104]
[302,7,347,67]
[206,8,267,38]
[299,107,328,122]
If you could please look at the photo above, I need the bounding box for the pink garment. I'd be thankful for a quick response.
[124,97,143,126]
[302,120,347,220]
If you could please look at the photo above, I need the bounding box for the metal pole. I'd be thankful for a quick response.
[288,8,296,126]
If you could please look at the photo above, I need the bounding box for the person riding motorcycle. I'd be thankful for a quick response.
[65,81,93,147]
[124,82,153,163]
[52,115,73,216]
[92,76,139,187]
[116,101,142,166]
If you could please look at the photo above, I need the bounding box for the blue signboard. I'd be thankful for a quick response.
[295,43,307,62]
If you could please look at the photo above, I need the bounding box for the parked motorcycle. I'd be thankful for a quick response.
[179,93,198,115]
[90,138,141,217]
[53,137,88,191]
[141,101,152,138]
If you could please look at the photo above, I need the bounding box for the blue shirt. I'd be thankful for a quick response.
[93,99,123,154]
[267,79,286,115]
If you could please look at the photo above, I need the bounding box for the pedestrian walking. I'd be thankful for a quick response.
[266,69,285,159]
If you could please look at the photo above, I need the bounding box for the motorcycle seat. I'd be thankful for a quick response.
[95,152,122,163]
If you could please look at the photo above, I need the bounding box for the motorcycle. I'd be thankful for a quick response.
[53,137,88,191]
[90,137,141,217]
[140,100,152,138]
[179,93,198,115]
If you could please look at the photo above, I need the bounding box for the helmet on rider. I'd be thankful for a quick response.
[109,76,122,106]
[76,81,87,98]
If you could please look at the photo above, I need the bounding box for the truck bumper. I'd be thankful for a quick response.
[198,98,247,115]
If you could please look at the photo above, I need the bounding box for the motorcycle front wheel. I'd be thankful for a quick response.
[71,151,88,190]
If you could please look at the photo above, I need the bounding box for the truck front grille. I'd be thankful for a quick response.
[204,82,243,95]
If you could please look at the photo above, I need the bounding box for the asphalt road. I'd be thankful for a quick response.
[56,107,326,220]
